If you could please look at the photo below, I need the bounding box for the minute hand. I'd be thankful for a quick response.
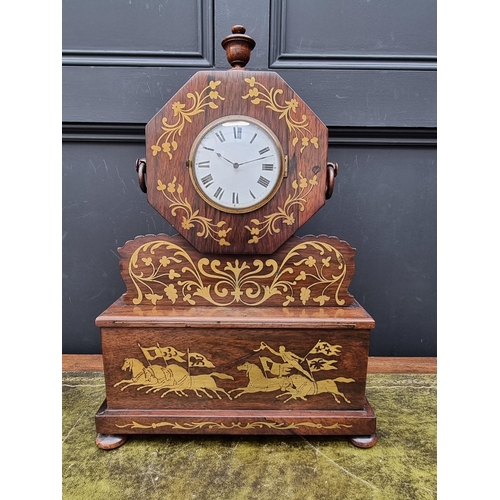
[236,155,274,167]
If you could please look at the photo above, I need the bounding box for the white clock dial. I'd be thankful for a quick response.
[189,116,284,213]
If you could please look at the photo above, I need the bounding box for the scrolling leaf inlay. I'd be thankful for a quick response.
[152,80,225,159]
[245,171,318,243]
[242,77,319,151]
[157,178,232,246]
[128,239,347,307]
[116,421,352,431]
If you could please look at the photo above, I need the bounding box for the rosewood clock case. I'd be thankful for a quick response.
[142,68,328,255]
[95,25,377,450]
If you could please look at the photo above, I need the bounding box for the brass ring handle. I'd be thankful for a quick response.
[325,162,338,199]
[135,158,147,193]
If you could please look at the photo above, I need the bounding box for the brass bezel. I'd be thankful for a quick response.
[188,115,286,214]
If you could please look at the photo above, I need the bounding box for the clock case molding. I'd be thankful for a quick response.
[95,26,377,450]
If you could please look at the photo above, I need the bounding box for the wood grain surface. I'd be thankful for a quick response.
[62,355,436,374]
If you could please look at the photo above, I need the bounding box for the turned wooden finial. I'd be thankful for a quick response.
[221,25,256,69]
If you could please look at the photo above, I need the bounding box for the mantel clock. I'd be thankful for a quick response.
[136,25,335,254]
[95,26,377,450]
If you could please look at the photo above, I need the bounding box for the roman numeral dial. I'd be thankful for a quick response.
[257,176,270,188]
[201,174,214,187]
[190,116,285,213]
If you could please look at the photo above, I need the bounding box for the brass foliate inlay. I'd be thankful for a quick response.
[242,77,319,152]
[152,80,225,159]
[128,239,347,307]
[245,171,318,242]
[157,177,232,246]
[117,421,352,431]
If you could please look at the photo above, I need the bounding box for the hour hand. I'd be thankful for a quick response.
[215,152,235,165]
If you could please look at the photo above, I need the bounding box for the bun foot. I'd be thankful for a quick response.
[349,434,378,448]
[96,433,128,450]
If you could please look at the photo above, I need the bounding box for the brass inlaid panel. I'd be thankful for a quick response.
[122,236,353,307]
[113,340,355,404]
[143,70,328,255]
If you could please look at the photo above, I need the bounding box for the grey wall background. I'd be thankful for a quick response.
[62,0,436,356]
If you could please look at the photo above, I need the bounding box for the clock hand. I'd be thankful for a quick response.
[215,151,235,165]
[235,155,274,168]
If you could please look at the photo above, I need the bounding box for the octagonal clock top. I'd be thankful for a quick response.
[138,26,336,255]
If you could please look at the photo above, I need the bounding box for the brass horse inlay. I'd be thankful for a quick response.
[114,344,233,400]
[230,341,354,403]
[114,340,354,404]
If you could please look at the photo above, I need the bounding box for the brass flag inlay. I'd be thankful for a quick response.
[114,340,355,404]
[114,344,233,400]
[231,341,354,404]
[242,77,319,152]
[152,80,225,159]
[127,239,347,307]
